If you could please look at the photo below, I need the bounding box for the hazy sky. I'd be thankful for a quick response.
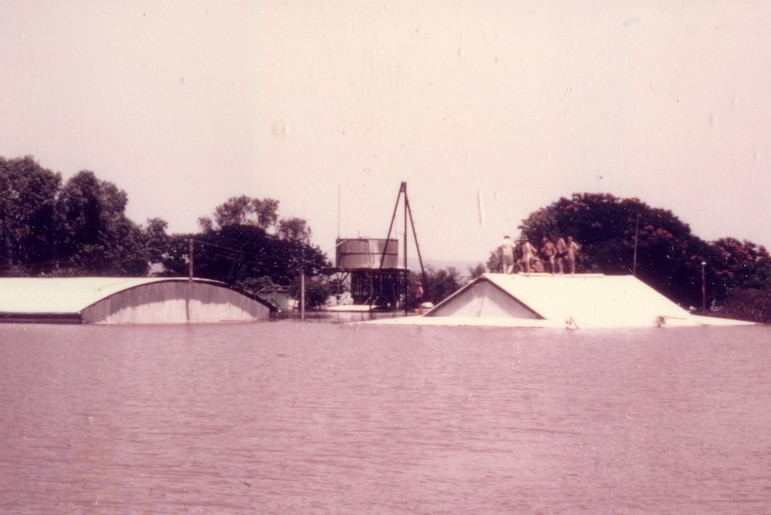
[3,1,770,265]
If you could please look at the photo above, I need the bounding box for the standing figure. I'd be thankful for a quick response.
[541,237,557,275]
[499,235,516,274]
[520,237,537,274]
[414,282,425,314]
[566,236,580,274]
[555,237,567,274]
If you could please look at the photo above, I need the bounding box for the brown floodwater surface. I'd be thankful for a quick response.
[1,322,770,513]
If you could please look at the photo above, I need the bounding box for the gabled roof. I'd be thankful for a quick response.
[372,273,753,328]
[430,273,695,328]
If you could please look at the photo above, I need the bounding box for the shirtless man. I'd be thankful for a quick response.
[541,237,557,275]
[555,237,567,274]
[520,237,537,274]
[566,236,580,275]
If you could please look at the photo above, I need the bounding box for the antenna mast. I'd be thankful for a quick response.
[381,182,427,314]
[337,184,341,240]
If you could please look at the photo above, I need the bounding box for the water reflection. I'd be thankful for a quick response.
[277,308,414,323]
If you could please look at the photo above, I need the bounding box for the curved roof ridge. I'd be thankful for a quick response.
[0,277,274,323]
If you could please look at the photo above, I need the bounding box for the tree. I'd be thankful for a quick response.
[0,155,329,284]
[421,265,462,305]
[707,238,771,323]
[143,217,170,265]
[197,216,214,233]
[56,171,149,275]
[508,193,764,310]
[0,157,61,275]
[719,277,771,323]
[254,198,280,229]
[290,274,331,310]
[468,263,486,280]
[711,238,771,291]
[164,224,330,292]
[182,197,330,290]
[486,250,502,274]
[199,195,280,232]
[278,217,311,243]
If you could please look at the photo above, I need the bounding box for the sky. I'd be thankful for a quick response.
[2,1,770,266]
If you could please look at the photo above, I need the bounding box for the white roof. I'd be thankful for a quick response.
[0,277,189,314]
[480,273,690,328]
[369,273,753,328]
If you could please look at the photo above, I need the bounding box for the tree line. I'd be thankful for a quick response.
[484,193,771,323]
[3,157,770,321]
[0,156,330,305]
[158,196,330,307]
[0,156,150,276]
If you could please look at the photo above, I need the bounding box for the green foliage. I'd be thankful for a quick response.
[198,195,280,232]
[509,193,771,316]
[152,197,331,296]
[162,224,330,292]
[486,250,502,273]
[0,156,329,288]
[0,158,150,276]
[468,263,486,280]
[512,193,713,306]
[711,238,771,291]
[290,274,331,310]
[0,156,61,275]
[143,217,170,264]
[706,238,771,323]
[718,277,771,323]
[417,265,462,305]
[238,275,277,296]
[7,155,766,321]
[56,171,149,276]
[278,217,312,243]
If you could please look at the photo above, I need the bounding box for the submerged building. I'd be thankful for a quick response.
[369,273,752,329]
[0,277,275,324]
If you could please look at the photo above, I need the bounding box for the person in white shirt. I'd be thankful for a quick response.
[499,235,516,274]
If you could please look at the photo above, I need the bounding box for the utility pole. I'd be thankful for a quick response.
[188,238,194,280]
[403,182,408,302]
[381,182,427,316]
[300,271,305,321]
[701,261,707,313]
[187,238,194,322]
[633,213,640,276]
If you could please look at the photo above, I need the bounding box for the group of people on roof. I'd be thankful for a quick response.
[499,235,579,275]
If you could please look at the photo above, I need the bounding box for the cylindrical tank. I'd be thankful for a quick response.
[336,238,399,269]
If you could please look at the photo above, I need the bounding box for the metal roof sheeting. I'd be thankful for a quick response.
[0,277,273,324]
[372,273,754,329]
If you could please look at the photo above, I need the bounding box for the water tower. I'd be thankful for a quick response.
[333,237,404,308]
[329,182,426,312]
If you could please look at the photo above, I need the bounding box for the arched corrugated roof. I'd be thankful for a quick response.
[0,277,275,324]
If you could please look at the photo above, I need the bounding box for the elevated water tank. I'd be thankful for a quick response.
[336,238,399,269]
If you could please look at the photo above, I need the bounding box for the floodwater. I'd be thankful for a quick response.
[1,321,770,513]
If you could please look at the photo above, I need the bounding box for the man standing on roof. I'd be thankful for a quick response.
[541,237,557,275]
[555,237,568,274]
[521,236,537,274]
[567,236,580,274]
[414,282,425,314]
[499,235,516,274]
